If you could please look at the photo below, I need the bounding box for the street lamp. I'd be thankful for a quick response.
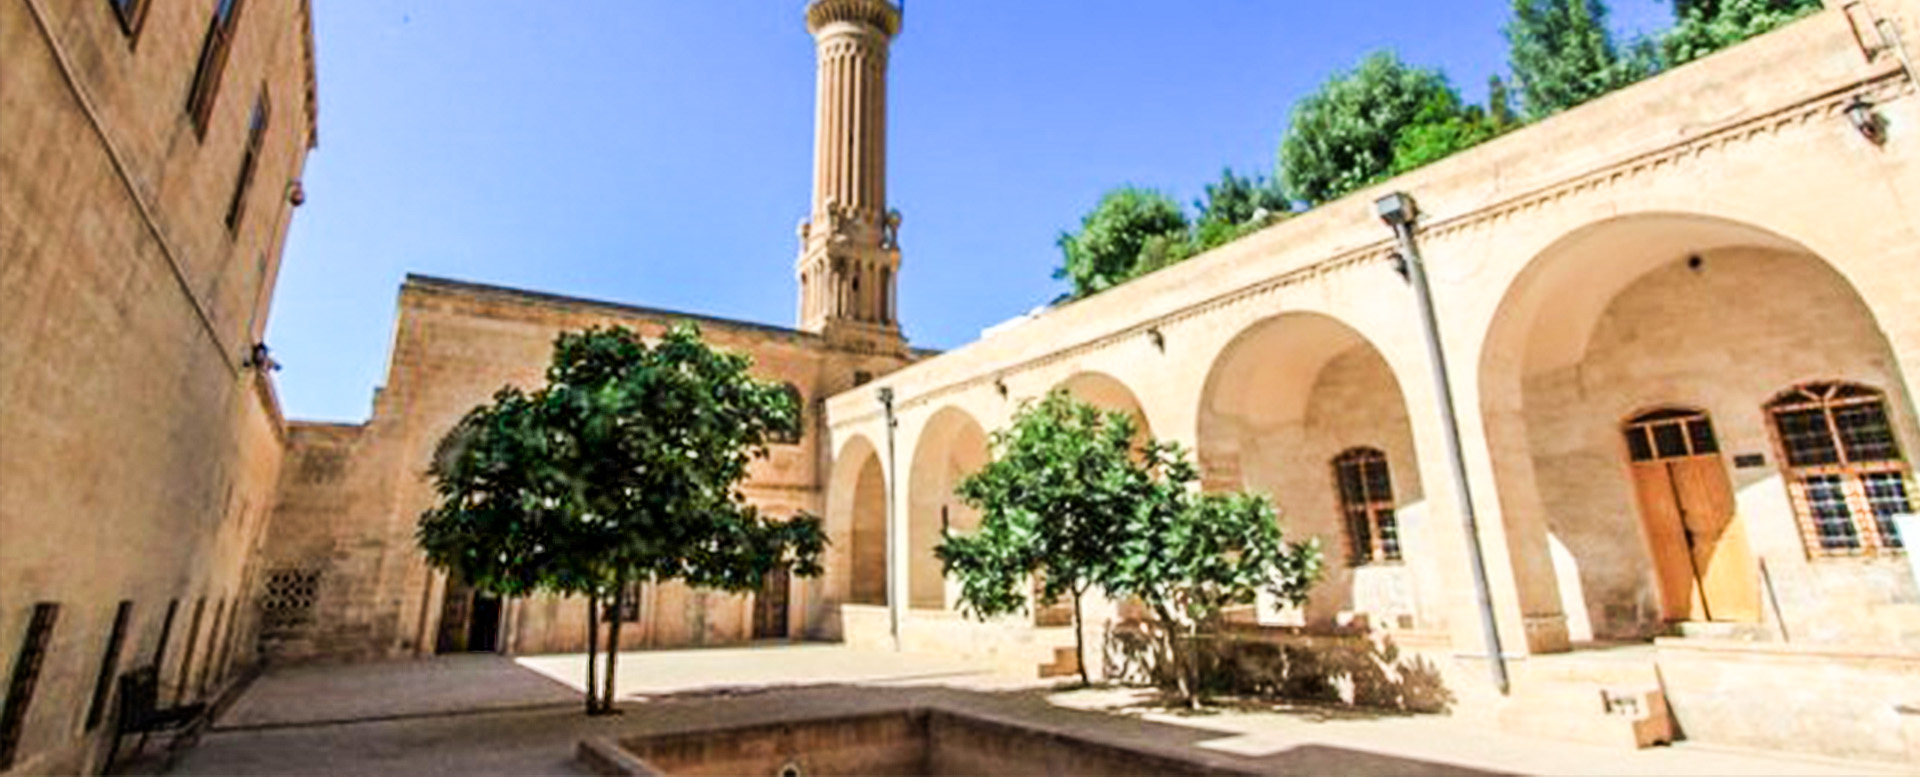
[1376,191,1510,695]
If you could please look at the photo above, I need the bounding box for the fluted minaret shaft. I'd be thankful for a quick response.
[797,0,904,352]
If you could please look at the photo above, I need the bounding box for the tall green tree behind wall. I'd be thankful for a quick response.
[1664,0,1823,65]
[1506,0,1655,119]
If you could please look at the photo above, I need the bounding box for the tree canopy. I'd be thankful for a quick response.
[938,392,1141,684]
[1506,0,1654,119]
[1054,187,1191,298]
[1278,51,1466,206]
[419,323,826,714]
[938,392,1323,705]
[1663,0,1821,65]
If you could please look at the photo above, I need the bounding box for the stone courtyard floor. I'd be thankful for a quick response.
[146,646,1907,776]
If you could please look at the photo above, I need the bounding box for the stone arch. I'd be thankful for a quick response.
[906,406,990,610]
[828,435,887,607]
[1476,211,1918,645]
[1054,371,1155,441]
[1196,311,1429,630]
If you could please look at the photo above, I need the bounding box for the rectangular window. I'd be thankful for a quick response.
[109,0,151,38]
[1801,474,1860,550]
[186,0,243,136]
[0,603,61,770]
[85,601,134,731]
[226,91,270,231]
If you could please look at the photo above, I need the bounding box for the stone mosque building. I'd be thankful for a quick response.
[5,0,1920,772]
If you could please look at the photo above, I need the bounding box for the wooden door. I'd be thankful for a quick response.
[753,567,790,640]
[1623,410,1760,623]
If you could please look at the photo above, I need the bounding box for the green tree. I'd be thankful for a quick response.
[1193,168,1291,251]
[420,323,827,714]
[1506,0,1654,119]
[938,392,1323,706]
[1107,441,1323,709]
[1055,187,1191,298]
[1663,0,1821,65]
[939,393,1139,685]
[1279,51,1463,205]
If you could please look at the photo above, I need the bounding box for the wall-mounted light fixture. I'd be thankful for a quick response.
[287,180,306,206]
[242,342,280,371]
[1146,326,1165,352]
[993,376,1008,398]
[1846,96,1887,145]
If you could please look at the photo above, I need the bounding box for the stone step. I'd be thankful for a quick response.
[1499,682,1675,749]
[1667,621,1776,642]
[1037,646,1081,679]
[1510,652,1662,687]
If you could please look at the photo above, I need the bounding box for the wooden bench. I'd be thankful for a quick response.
[106,666,206,771]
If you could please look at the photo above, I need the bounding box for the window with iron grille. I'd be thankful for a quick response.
[1334,448,1400,564]
[186,0,243,137]
[261,569,320,633]
[225,90,270,230]
[108,0,151,38]
[0,603,61,769]
[1767,382,1911,555]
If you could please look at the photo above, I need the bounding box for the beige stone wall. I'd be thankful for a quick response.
[0,0,314,773]
[1523,249,1920,645]
[818,5,1920,737]
[260,276,909,661]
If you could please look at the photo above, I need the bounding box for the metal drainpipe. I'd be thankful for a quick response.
[878,386,902,651]
[1378,192,1510,695]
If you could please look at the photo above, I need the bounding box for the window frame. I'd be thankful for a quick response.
[186,0,244,138]
[225,88,271,231]
[771,383,806,445]
[1765,381,1912,557]
[1333,447,1401,565]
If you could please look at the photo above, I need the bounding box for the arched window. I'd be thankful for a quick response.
[1334,447,1400,564]
[772,383,805,445]
[1766,382,1910,554]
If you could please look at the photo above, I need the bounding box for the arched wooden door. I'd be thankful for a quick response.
[1622,409,1760,623]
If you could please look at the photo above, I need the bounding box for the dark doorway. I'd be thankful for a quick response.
[753,567,791,640]
[466,592,501,652]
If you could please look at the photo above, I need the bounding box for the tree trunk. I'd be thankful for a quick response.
[585,592,601,715]
[1149,600,1196,709]
[603,576,624,714]
[1071,582,1090,687]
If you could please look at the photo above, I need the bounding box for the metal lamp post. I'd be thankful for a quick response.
[1376,192,1510,695]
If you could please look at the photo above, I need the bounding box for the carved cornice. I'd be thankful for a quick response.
[807,0,902,38]
[828,67,1913,428]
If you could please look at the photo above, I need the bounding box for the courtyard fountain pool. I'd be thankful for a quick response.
[577,705,1261,776]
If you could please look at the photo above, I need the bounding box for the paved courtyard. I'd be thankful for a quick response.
[156,647,1908,776]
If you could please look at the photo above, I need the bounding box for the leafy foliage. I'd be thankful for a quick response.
[939,392,1323,704]
[1105,441,1323,707]
[1663,0,1821,65]
[1193,168,1291,252]
[939,393,1140,683]
[419,323,827,713]
[1278,52,1465,205]
[1506,0,1655,119]
[1054,188,1191,299]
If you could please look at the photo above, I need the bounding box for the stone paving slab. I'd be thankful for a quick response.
[173,648,1915,776]
[216,654,582,730]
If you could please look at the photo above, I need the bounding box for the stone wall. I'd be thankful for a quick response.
[261,276,909,661]
[0,1,314,773]
[1523,249,1920,645]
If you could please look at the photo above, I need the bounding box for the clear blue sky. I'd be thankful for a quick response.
[269,0,1674,422]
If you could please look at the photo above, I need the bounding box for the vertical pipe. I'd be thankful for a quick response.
[1386,202,1510,695]
[879,387,901,650]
